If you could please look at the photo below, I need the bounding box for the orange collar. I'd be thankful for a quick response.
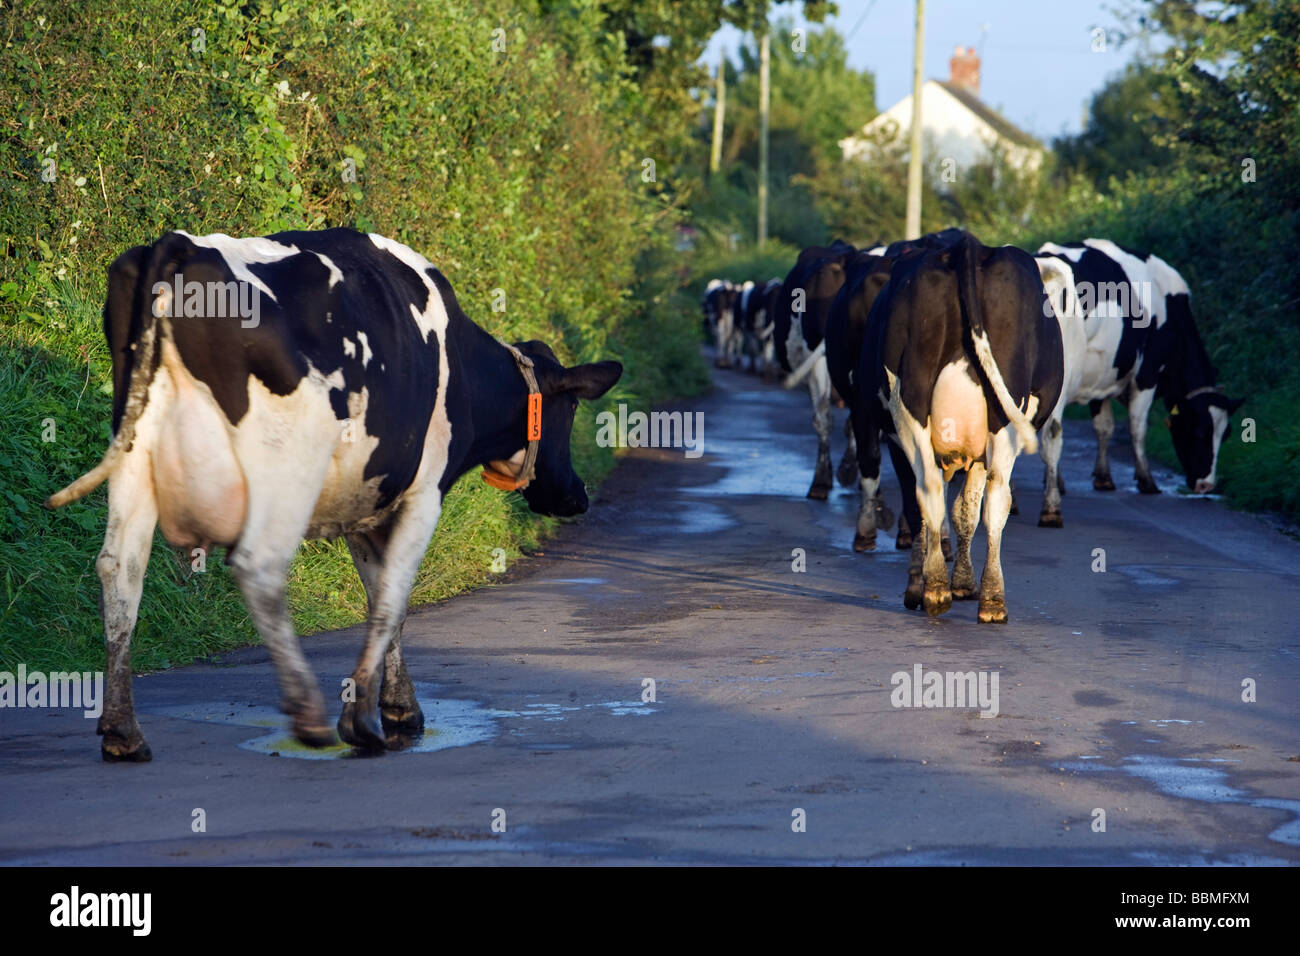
[481,344,542,492]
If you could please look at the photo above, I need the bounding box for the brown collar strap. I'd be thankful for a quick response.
[481,342,542,492]
[1170,385,1224,415]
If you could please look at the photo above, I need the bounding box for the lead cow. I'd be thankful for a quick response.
[859,232,1063,621]
[47,228,622,760]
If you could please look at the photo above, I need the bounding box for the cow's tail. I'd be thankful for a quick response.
[45,310,161,509]
[783,340,825,389]
[956,234,1039,456]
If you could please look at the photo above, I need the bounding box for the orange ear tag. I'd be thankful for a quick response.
[527,393,542,441]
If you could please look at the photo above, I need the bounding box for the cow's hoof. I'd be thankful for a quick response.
[1137,478,1162,495]
[853,533,876,553]
[952,585,977,601]
[338,703,386,751]
[836,460,859,488]
[381,706,425,749]
[1093,475,1116,492]
[895,532,912,550]
[904,581,924,611]
[292,715,338,749]
[977,601,1008,624]
[1037,511,1063,528]
[807,483,831,501]
[101,735,152,763]
[383,707,425,751]
[923,587,953,617]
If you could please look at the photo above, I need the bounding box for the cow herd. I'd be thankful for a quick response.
[703,228,1242,623]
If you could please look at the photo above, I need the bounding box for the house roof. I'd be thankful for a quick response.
[934,81,1041,150]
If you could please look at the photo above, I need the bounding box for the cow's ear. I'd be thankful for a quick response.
[561,361,622,400]
[1214,394,1245,415]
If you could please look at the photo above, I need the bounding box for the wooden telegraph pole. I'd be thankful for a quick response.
[905,0,925,239]
[710,49,726,176]
[758,27,770,248]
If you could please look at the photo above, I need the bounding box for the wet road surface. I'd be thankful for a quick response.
[2,366,1298,864]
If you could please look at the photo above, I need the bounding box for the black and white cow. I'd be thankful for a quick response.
[827,247,906,550]
[827,230,967,553]
[46,228,622,760]
[771,239,857,498]
[738,277,782,375]
[1034,239,1242,524]
[857,231,1062,621]
[702,278,742,368]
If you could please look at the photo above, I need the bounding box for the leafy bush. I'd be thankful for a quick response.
[0,0,707,671]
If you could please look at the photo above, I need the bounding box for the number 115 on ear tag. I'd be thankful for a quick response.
[527,393,542,441]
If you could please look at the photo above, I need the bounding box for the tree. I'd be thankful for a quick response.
[1052,63,1180,189]
[694,18,877,249]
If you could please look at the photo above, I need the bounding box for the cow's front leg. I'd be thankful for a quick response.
[951,464,987,599]
[346,530,422,746]
[95,457,158,762]
[1128,385,1161,494]
[977,430,1018,623]
[886,438,916,550]
[904,521,925,610]
[838,414,860,487]
[713,310,734,368]
[1090,398,1116,490]
[761,337,776,379]
[339,492,443,751]
[1038,416,1065,527]
[807,359,834,499]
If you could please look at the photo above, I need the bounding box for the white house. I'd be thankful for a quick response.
[839,46,1043,174]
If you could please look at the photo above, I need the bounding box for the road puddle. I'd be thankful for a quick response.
[1063,753,1300,847]
[143,684,656,759]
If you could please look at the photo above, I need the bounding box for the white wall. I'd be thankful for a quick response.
[840,81,1041,174]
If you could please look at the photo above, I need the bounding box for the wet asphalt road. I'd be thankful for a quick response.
[2,363,1298,865]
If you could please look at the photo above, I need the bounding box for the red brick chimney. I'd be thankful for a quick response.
[949,45,980,95]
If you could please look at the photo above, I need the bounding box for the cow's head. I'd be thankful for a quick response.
[508,342,622,517]
[1167,390,1244,494]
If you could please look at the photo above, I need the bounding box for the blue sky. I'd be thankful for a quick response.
[702,0,1155,140]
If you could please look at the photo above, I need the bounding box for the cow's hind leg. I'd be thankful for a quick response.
[1038,416,1065,527]
[339,490,443,751]
[96,454,159,762]
[1090,399,1117,490]
[807,358,834,499]
[918,473,952,616]
[893,407,950,615]
[951,464,987,600]
[978,429,1018,623]
[346,528,423,746]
